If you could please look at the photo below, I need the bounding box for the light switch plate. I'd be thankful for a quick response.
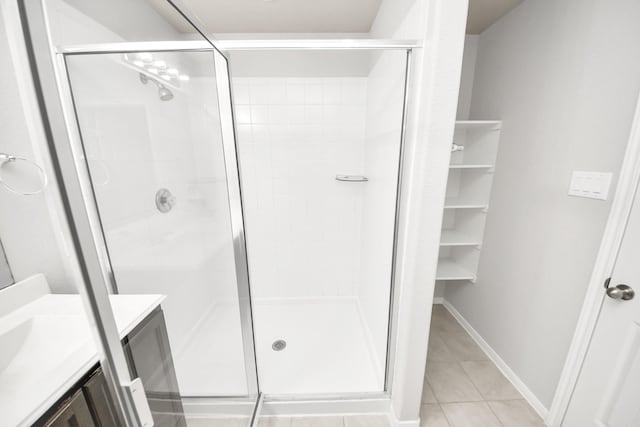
[568,171,612,200]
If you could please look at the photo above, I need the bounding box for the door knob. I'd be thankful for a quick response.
[606,284,635,301]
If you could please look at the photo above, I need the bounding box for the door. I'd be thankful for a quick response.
[19,0,261,424]
[61,45,260,425]
[563,180,640,425]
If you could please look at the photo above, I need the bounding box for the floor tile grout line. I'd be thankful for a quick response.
[484,400,506,427]
[438,401,505,427]
[424,360,484,404]
[458,360,524,402]
[427,307,544,426]
[437,403,454,427]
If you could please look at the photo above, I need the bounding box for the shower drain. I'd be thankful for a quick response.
[272,339,287,351]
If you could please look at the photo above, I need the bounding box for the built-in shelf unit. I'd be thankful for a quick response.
[436,120,502,283]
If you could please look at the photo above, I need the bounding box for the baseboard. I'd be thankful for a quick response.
[393,419,419,427]
[389,404,420,427]
[441,300,550,422]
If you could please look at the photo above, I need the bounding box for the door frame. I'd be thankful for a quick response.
[547,91,640,425]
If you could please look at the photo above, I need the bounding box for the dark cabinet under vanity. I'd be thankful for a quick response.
[123,308,186,427]
[43,389,96,427]
[35,307,185,427]
[36,367,119,427]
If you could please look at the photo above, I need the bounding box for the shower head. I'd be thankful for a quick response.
[139,73,174,101]
[158,84,174,101]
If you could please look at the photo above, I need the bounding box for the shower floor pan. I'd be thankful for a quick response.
[253,297,383,395]
[172,297,384,396]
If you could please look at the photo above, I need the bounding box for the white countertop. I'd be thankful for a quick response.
[0,275,165,427]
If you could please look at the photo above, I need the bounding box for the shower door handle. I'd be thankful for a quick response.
[335,175,369,182]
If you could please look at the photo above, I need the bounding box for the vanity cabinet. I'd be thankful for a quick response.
[35,307,185,427]
[83,368,118,426]
[43,389,96,427]
[123,308,186,427]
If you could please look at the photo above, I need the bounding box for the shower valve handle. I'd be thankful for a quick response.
[155,188,176,213]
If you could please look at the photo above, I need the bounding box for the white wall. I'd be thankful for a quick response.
[444,0,640,410]
[370,0,469,423]
[0,30,68,286]
[0,0,79,292]
[0,0,188,293]
[48,0,182,45]
[229,51,372,78]
[456,35,479,121]
[233,76,368,299]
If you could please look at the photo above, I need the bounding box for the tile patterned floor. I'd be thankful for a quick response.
[422,305,545,427]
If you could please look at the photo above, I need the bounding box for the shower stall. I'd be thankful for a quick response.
[20,0,416,423]
[229,47,409,395]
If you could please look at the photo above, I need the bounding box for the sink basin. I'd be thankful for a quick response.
[0,316,91,388]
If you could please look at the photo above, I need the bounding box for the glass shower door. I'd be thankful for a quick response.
[63,46,258,423]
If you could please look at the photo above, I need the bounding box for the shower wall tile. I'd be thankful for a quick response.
[233,77,367,299]
[235,106,252,124]
[232,83,250,104]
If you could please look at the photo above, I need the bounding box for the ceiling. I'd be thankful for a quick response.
[155,0,384,33]
[152,0,522,35]
[466,0,524,34]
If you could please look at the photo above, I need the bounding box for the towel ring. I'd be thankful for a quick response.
[0,153,48,196]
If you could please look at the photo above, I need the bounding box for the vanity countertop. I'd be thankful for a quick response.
[0,274,164,427]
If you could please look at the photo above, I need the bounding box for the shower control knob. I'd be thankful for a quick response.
[155,188,176,213]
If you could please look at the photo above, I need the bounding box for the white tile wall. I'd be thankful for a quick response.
[234,77,368,299]
[234,61,406,385]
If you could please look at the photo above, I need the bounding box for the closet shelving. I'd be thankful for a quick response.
[436,120,502,283]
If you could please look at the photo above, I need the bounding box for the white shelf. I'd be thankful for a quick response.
[443,198,488,210]
[436,259,476,281]
[440,230,482,247]
[455,120,502,130]
[449,164,494,170]
[438,118,501,285]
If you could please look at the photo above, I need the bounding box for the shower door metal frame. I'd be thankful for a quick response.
[60,40,417,403]
[211,40,416,402]
[212,41,416,401]
[56,45,261,400]
[38,33,417,406]
[18,3,261,426]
